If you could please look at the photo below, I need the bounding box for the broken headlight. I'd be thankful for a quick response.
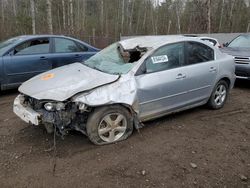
[44,102,65,111]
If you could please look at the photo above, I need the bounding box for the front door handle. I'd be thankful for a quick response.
[74,54,82,58]
[176,73,186,79]
[40,56,48,60]
[209,67,217,72]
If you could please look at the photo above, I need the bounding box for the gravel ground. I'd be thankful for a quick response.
[0,80,249,188]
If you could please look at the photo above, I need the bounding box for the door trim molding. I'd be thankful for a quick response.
[139,85,211,105]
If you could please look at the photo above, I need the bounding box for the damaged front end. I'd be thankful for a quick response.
[14,94,90,136]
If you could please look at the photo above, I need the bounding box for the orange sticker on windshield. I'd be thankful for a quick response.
[41,73,54,80]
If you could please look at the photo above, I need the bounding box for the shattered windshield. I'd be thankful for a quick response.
[83,43,135,75]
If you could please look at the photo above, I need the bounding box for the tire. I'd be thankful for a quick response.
[207,80,229,109]
[86,105,134,145]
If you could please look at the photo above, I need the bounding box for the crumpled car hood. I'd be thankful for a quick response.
[19,63,119,101]
[221,47,250,57]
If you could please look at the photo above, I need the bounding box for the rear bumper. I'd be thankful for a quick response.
[235,64,250,79]
[13,95,41,125]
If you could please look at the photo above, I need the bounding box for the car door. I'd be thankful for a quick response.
[135,42,192,120]
[3,37,52,87]
[49,37,93,68]
[179,41,217,104]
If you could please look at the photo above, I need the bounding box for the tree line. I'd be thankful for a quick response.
[0,0,250,47]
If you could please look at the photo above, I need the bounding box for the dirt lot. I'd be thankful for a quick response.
[0,80,249,188]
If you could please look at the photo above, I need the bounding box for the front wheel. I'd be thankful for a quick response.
[86,105,134,145]
[207,80,229,109]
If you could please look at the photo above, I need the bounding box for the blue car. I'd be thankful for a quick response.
[0,35,99,90]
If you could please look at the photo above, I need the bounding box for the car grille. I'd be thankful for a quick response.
[234,57,250,64]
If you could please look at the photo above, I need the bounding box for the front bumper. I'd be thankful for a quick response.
[13,95,40,125]
[235,64,250,79]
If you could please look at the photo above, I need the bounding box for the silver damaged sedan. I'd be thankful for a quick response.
[13,36,236,145]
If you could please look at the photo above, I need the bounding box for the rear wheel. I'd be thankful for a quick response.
[207,80,229,109]
[86,105,133,145]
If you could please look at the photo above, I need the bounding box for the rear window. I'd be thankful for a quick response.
[185,42,214,65]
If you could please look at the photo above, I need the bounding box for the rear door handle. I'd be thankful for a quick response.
[176,73,186,79]
[209,67,217,72]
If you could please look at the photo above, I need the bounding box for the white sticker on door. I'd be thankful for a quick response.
[151,55,169,64]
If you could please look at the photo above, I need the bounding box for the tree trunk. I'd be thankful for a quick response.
[207,0,211,33]
[142,1,147,31]
[69,0,74,34]
[30,0,36,34]
[46,0,53,34]
[121,0,125,34]
[229,0,235,32]
[57,7,61,33]
[62,0,66,30]
[105,9,109,37]
[12,0,17,17]
[136,3,142,34]
[129,0,135,34]
[81,0,86,31]
[176,5,181,34]
[151,3,155,34]
[1,0,5,26]
[100,0,104,35]
[168,20,172,34]
[218,0,225,32]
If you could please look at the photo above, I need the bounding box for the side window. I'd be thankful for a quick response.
[54,38,87,53]
[201,39,216,46]
[145,42,184,73]
[14,38,50,55]
[185,42,214,65]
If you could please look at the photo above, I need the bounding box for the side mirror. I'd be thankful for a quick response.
[223,42,229,47]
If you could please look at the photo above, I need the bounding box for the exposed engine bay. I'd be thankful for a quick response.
[21,95,90,136]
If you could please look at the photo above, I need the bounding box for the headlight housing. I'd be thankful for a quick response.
[44,102,55,111]
[44,102,65,111]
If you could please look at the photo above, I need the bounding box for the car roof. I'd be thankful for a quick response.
[119,35,206,50]
[4,34,97,49]
[14,35,86,44]
[15,34,79,41]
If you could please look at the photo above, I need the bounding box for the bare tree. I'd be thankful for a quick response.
[12,0,17,18]
[1,0,5,26]
[82,0,86,31]
[129,0,135,34]
[175,2,181,34]
[218,0,225,32]
[30,0,36,34]
[100,0,104,35]
[207,0,211,33]
[121,0,125,34]
[62,0,66,30]
[46,0,53,34]
[167,20,172,34]
[229,0,236,32]
[69,0,74,33]
[142,1,147,30]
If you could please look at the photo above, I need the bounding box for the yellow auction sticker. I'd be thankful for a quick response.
[41,73,54,80]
